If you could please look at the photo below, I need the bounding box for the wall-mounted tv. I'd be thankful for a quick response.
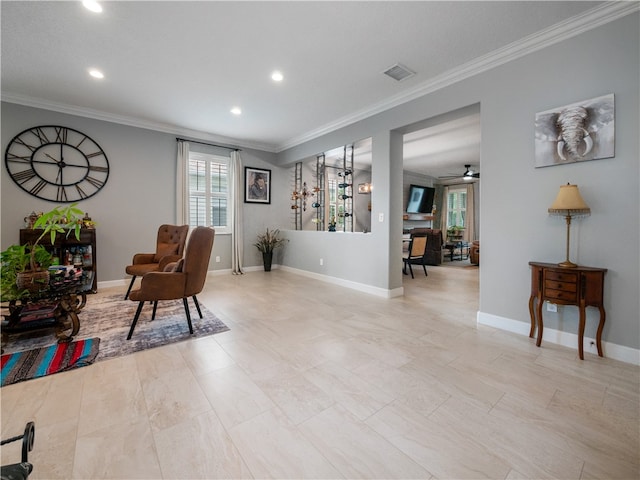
[406,184,435,214]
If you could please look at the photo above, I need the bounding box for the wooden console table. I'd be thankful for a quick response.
[529,262,607,360]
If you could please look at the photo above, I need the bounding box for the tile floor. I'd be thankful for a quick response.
[1,266,638,479]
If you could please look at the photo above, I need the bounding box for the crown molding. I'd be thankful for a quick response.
[0,92,279,153]
[276,1,639,152]
[2,2,635,155]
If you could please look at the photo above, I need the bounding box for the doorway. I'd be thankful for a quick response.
[399,104,481,279]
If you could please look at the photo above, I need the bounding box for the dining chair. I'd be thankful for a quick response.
[402,233,428,278]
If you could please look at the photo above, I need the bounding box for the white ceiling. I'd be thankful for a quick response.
[403,111,481,181]
[2,1,620,178]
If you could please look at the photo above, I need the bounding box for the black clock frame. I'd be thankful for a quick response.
[5,125,110,203]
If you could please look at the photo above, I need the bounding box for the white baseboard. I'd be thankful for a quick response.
[98,279,126,289]
[240,265,271,273]
[279,266,403,298]
[210,265,404,297]
[220,265,403,298]
[477,312,640,366]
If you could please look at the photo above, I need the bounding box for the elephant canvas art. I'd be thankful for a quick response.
[534,94,615,168]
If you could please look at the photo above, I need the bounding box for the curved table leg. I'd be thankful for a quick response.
[536,294,544,347]
[578,302,586,360]
[54,293,87,343]
[528,295,536,338]
[596,305,606,357]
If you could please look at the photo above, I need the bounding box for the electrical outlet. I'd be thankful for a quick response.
[215,256,221,263]
[546,302,558,312]
[319,258,323,266]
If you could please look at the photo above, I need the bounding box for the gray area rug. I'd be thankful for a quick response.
[2,294,229,362]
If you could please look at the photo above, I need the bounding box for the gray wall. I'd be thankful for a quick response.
[1,13,637,353]
[276,13,639,351]
[1,103,284,282]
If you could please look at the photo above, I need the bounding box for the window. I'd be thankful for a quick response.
[327,178,346,228]
[188,152,230,234]
[328,179,337,226]
[447,187,467,228]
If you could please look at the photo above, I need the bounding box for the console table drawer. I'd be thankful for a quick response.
[544,280,577,292]
[544,288,578,302]
[545,271,578,283]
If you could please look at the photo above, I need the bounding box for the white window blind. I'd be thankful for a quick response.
[188,152,230,234]
[447,187,467,228]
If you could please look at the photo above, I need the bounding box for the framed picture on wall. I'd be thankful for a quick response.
[244,167,271,204]
[534,93,615,168]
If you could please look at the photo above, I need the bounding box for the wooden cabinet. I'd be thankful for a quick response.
[20,228,97,293]
[529,261,606,360]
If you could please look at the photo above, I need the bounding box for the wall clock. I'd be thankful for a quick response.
[5,125,109,203]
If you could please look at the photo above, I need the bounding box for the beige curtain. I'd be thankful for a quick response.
[440,184,475,243]
[230,151,244,274]
[433,184,444,230]
[465,183,475,243]
[440,185,449,239]
[176,140,189,225]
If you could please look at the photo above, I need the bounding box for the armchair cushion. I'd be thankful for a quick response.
[154,242,180,262]
[158,254,182,272]
[163,258,184,272]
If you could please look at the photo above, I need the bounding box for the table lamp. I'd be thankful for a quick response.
[548,183,590,268]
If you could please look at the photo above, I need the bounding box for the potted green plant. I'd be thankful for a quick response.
[2,204,87,297]
[253,228,286,272]
[447,225,464,239]
[1,244,52,300]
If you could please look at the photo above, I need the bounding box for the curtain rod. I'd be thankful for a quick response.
[176,137,240,151]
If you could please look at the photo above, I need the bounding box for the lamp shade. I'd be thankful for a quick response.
[548,183,590,216]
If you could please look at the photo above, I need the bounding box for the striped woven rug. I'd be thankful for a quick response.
[1,338,100,387]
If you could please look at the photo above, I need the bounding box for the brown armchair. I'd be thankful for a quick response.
[127,226,215,340]
[124,224,189,300]
[470,240,480,265]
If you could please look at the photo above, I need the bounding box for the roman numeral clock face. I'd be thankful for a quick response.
[5,125,109,202]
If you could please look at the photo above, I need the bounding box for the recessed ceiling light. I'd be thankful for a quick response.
[89,68,104,79]
[230,107,242,115]
[271,71,284,82]
[82,0,102,13]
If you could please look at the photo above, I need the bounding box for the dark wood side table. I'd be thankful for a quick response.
[528,262,607,360]
[1,271,94,351]
[20,228,97,293]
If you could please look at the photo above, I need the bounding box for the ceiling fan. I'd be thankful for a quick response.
[439,164,480,180]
